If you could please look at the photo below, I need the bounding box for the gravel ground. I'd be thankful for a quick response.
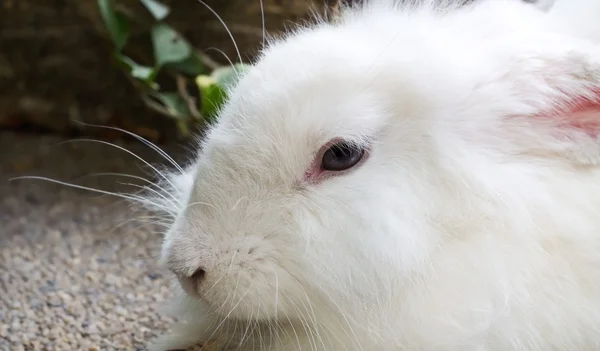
[0,131,198,351]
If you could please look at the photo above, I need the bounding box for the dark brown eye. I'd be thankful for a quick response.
[321,141,365,171]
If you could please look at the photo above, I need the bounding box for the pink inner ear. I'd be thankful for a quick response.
[543,90,600,137]
[567,110,600,137]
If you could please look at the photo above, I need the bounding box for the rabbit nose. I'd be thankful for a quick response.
[190,267,206,282]
[174,266,206,296]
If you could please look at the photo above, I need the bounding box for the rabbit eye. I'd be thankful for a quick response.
[321,141,365,171]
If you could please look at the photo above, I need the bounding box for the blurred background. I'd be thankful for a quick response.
[0,0,322,140]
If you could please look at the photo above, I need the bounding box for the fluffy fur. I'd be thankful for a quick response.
[148,0,600,350]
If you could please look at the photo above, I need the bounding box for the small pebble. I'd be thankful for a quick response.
[147,272,161,280]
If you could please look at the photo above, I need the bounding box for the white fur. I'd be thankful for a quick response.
[148,0,600,350]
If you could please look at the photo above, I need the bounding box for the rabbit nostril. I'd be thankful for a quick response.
[191,267,206,282]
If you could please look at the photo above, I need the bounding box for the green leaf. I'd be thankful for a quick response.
[153,92,191,118]
[139,0,170,20]
[196,75,227,121]
[131,64,155,82]
[210,63,249,91]
[151,24,192,67]
[114,54,158,87]
[192,64,248,121]
[97,0,130,50]
[166,53,206,76]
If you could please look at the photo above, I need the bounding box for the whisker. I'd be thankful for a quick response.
[205,47,235,68]
[75,172,180,206]
[8,176,155,206]
[185,200,219,212]
[248,319,261,351]
[73,121,185,174]
[116,181,180,209]
[223,317,239,350]
[295,283,324,350]
[281,290,317,351]
[212,267,240,316]
[200,268,230,300]
[197,0,244,64]
[272,318,286,349]
[282,271,329,350]
[110,215,173,233]
[114,185,176,215]
[314,285,364,351]
[73,172,154,184]
[206,284,254,345]
[280,301,303,351]
[108,221,169,240]
[54,138,179,191]
[257,309,265,350]
[238,306,255,348]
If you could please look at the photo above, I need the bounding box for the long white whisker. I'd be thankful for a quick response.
[314,285,364,351]
[55,138,178,191]
[185,200,219,212]
[116,181,180,209]
[237,306,255,348]
[197,0,244,64]
[74,122,185,174]
[281,301,303,351]
[281,289,317,351]
[113,214,174,228]
[203,246,238,297]
[295,282,325,350]
[256,310,265,350]
[205,47,235,68]
[8,176,155,205]
[78,172,180,205]
[206,284,253,345]
[201,268,230,300]
[74,172,154,184]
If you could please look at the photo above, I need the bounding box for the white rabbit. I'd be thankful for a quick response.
[148,0,600,350]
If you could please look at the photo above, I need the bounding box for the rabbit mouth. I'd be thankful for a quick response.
[182,259,308,323]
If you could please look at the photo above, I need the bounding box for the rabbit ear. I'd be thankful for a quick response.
[543,89,600,137]
[507,56,600,166]
[537,89,600,164]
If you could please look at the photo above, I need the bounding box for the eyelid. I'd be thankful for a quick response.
[302,138,372,184]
